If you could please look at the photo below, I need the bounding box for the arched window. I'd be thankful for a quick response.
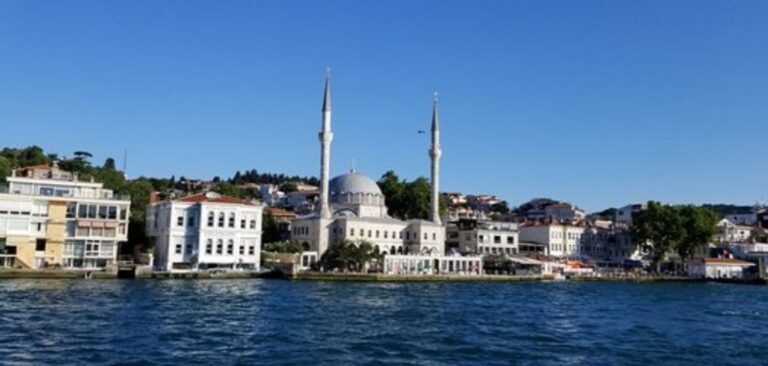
[218,213,225,227]
[227,239,234,255]
[207,212,215,227]
[206,239,213,254]
[432,233,437,241]
[216,239,223,254]
[375,230,380,238]
[228,213,235,228]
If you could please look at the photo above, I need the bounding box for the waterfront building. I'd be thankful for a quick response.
[687,258,755,279]
[615,203,647,227]
[0,164,130,269]
[290,75,481,275]
[715,218,753,243]
[146,192,263,272]
[519,222,586,258]
[446,219,519,256]
[543,203,586,223]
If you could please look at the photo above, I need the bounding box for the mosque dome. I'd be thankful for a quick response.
[329,171,384,206]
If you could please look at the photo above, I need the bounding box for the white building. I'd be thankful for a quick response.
[146,192,263,272]
[615,203,646,226]
[291,75,481,275]
[544,203,586,222]
[447,219,519,256]
[687,258,755,279]
[725,213,758,226]
[716,218,753,243]
[0,164,130,269]
[519,223,586,258]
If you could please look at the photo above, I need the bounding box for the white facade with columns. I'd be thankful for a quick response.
[292,76,481,275]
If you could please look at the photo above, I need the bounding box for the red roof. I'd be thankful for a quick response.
[177,192,257,205]
[700,258,754,266]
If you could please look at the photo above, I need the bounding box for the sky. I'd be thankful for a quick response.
[1,1,766,212]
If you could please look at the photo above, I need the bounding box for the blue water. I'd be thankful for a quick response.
[0,280,766,366]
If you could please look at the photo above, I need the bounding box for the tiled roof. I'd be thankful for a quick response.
[177,192,257,206]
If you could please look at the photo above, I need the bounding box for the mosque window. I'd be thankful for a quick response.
[227,240,234,255]
[206,239,213,254]
[228,213,235,228]
[207,212,214,227]
[216,239,223,254]
[218,213,225,227]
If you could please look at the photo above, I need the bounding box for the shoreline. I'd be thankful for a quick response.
[1,269,763,284]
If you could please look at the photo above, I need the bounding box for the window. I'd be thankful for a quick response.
[35,239,46,252]
[188,217,195,228]
[78,204,88,218]
[248,245,255,255]
[250,220,256,229]
[208,212,215,227]
[175,243,182,254]
[406,232,410,240]
[350,228,355,236]
[206,239,213,254]
[185,241,192,255]
[241,219,246,229]
[479,235,484,242]
[66,203,77,218]
[98,206,108,219]
[239,244,245,255]
[384,231,388,239]
[216,239,223,254]
[368,230,372,238]
[399,232,403,239]
[376,230,380,238]
[423,233,428,240]
[218,213,225,227]
[120,207,128,220]
[433,233,437,241]
[392,231,396,239]
[507,236,515,244]
[177,216,184,227]
[227,240,234,255]
[494,235,501,244]
[228,213,235,228]
[108,206,117,220]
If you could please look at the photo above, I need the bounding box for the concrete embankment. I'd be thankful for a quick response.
[290,272,556,282]
[0,269,117,279]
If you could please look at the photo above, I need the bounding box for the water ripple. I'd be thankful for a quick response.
[0,280,766,365]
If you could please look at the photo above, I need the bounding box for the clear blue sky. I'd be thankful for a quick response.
[1,1,766,212]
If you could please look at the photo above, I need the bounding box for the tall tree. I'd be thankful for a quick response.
[103,157,116,170]
[631,201,685,271]
[677,205,718,261]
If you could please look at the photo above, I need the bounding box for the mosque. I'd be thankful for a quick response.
[291,74,482,275]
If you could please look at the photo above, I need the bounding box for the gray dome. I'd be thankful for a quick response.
[329,172,382,196]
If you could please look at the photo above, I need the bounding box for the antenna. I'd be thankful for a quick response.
[122,148,128,178]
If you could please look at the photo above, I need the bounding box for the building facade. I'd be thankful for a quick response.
[146,192,263,272]
[519,223,586,258]
[0,164,130,270]
[447,219,519,256]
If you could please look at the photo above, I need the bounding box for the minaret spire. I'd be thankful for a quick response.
[317,69,333,220]
[429,92,442,225]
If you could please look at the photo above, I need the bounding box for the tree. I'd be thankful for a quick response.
[262,211,281,244]
[279,182,298,193]
[263,240,304,253]
[677,205,718,261]
[0,156,10,182]
[631,201,685,272]
[103,157,116,170]
[320,239,376,272]
[403,177,431,219]
[490,201,510,215]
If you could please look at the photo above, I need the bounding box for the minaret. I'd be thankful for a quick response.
[429,92,442,225]
[318,69,333,219]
